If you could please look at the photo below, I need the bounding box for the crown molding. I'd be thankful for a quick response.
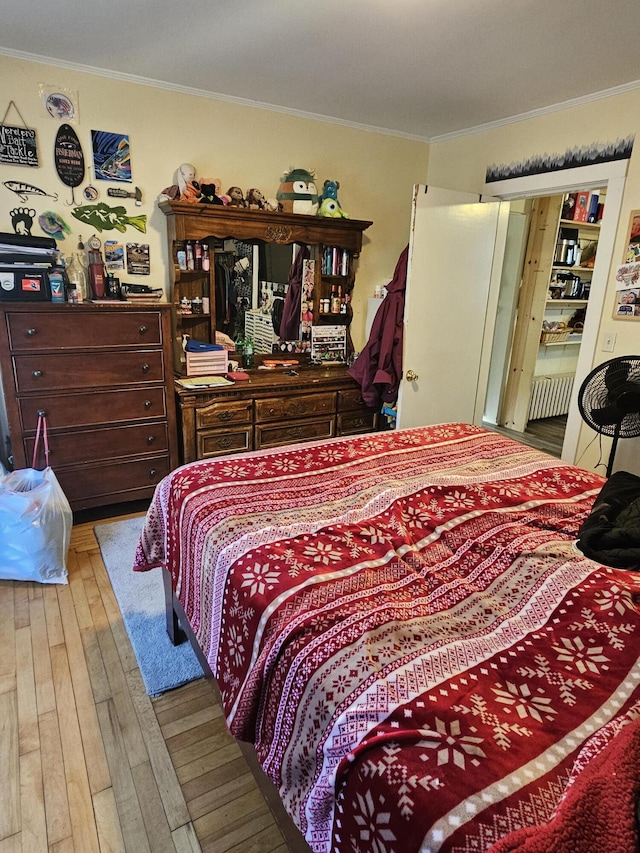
[0,46,430,144]
[429,79,640,143]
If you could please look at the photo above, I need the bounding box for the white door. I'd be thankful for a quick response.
[396,185,510,429]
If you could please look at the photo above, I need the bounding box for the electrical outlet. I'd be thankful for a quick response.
[602,332,616,352]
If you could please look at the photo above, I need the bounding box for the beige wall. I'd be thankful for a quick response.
[0,54,429,350]
[429,92,640,473]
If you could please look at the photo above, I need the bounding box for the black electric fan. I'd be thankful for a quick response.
[577,355,640,476]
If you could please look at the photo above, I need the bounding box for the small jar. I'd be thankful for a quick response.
[180,296,192,314]
[191,296,203,314]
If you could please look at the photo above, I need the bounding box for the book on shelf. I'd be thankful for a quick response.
[572,191,590,222]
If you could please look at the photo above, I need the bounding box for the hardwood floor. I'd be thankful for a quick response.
[0,511,289,852]
[483,414,567,458]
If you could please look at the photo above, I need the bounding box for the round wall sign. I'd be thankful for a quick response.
[54,123,85,189]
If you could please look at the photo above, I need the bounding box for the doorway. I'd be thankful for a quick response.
[481,158,627,465]
[489,188,602,456]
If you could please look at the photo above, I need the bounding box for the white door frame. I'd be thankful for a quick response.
[483,159,628,465]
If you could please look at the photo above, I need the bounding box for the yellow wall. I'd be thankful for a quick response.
[429,92,640,473]
[0,54,429,349]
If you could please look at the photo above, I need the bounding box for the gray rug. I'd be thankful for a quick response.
[94,516,204,696]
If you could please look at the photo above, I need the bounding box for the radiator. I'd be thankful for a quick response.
[528,373,574,420]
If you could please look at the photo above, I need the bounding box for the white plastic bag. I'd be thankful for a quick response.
[0,415,72,584]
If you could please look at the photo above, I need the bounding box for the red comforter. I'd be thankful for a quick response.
[134,423,640,853]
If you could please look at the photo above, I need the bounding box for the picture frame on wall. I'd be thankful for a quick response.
[623,209,640,263]
[613,260,640,320]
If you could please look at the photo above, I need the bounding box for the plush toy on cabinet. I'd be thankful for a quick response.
[158,162,202,203]
[317,179,349,218]
[226,186,247,207]
[276,167,319,214]
[200,178,225,205]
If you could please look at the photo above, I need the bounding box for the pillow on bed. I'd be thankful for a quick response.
[576,470,640,569]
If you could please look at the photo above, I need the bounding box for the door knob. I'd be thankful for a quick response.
[405,369,419,382]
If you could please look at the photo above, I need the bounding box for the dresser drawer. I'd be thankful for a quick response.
[196,399,252,430]
[19,387,167,431]
[255,417,335,450]
[13,350,165,392]
[255,392,336,423]
[337,388,369,412]
[197,427,252,458]
[6,310,162,351]
[24,421,169,467]
[337,411,377,435]
[55,455,170,506]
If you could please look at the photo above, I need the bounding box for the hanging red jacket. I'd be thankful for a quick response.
[279,244,310,341]
[348,245,408,407]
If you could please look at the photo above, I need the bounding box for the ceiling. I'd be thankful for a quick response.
[2,0,640,141]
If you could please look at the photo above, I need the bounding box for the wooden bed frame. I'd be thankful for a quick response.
[162,567,312,853]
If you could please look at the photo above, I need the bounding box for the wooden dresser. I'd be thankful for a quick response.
[0,302,178,511]
[176,366,378,464]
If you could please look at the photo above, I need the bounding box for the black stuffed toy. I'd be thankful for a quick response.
[200,183,224,205]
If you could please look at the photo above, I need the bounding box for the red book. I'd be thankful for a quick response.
[573,191,590,222]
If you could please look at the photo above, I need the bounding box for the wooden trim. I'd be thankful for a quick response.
[159,201,372,255]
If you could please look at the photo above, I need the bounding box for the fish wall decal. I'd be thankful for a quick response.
[3,180,58,202]
[71,202,146,234]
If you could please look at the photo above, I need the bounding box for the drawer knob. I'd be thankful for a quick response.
[149,468,157,478]
[287,427,303,439]
[141,363,150,373]
[37,409,47,417]
[269,407,276,415]
[138,325,148,335]
[217,410,234,421]
[26,327,37,337]
[218,436,233,448]
[146,435,155,444]
[32,369,43,379]
[144,399,152,409]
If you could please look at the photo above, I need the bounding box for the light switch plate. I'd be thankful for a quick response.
[602,332,616,352]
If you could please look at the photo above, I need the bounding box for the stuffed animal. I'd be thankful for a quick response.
[276,167,318,215]
[200,178,224,205]
[320,179,339,202]
[317,179,349,218]
[246,188,266,210]
[226,186,247,208]
[317,197,350,219]
[158,162,202,203]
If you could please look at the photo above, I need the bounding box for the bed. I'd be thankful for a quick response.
[134,423,640,852]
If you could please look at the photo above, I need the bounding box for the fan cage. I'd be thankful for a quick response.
[578,356,640,439]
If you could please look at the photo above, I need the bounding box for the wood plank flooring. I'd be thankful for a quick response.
[0,511,289,852]
[483,414,566,458]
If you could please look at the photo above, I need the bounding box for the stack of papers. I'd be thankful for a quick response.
[177,375,234,389]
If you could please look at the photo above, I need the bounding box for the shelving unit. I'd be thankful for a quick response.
[160,201,372,371]
[501,191,602,431]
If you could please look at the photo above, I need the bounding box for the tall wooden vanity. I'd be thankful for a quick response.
[160,202,377,463]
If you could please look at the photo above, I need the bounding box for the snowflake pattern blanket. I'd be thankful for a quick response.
[134,423,640,853]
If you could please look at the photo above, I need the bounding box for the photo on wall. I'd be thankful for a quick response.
[613,260,640,319]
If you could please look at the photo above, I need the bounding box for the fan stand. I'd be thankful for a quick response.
[607,423,621,478]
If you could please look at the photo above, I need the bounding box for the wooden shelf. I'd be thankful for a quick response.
[546,299,588,307]
[551,266,595,273]
[540,335,583,347]
[559,218,601,230]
